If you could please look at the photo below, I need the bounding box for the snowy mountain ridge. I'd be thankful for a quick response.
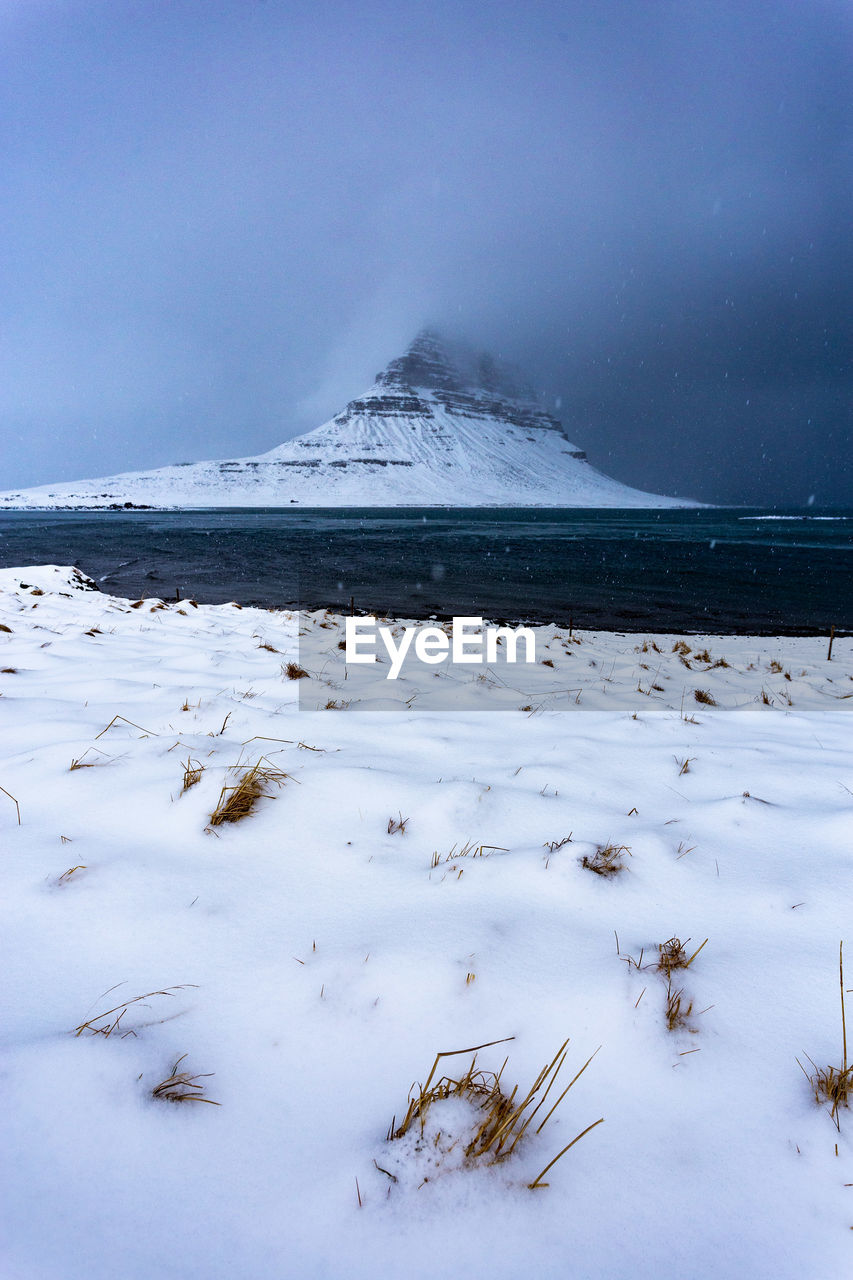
[0,331,700,508]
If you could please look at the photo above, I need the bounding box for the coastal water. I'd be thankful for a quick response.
[0,507,850,634]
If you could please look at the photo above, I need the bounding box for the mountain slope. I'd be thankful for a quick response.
[0,332,700,508]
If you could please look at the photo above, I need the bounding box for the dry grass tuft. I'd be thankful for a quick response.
[581,843,631,878]
[387,813,409,835]
[69,747,114,771]
[151,1054,220,1105]
[798,942,852,1129]
[74,985,198,1038]
[668,642,691,668]
[800,1057,853,1128]
[284,661,310,680]
[209,758,290,826]
[694,689,717,706]
[656,936,708,979]
[656,937,689,975]
[387,1036,603,1189]
[615,934,708,1032]
[664,979,694,1032]
[323,698,351,710]
[181,758,205,793]
[257,641,280,653]
[431,841,508,869]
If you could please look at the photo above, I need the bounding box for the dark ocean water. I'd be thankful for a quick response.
[0,507,851,634]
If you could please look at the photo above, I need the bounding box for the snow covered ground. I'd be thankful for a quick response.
[1,565,851,1279]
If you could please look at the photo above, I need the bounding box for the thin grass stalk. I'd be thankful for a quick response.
[535,1046,601,1134]
[74,985,196,1037]
[685,937,709,968]
[0,785,21,824]
[420,1037,516,1095]
[841,941,847,1075]
[527,1117,605,1189]
[504,1041,573,1155]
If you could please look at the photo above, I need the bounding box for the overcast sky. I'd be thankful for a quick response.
[1,0,850,505]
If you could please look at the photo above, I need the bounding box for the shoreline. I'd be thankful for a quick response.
[298,599,850,640]
[1,565,849,713]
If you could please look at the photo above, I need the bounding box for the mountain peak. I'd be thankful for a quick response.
[0,329,699,509]
[376,329,462,393]
[376,331,540,408]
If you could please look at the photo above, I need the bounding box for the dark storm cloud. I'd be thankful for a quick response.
[0,0,849,504]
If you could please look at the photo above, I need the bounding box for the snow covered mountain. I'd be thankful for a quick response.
[0,332,699,508]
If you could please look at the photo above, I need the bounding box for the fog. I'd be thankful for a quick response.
[1,0,849,505]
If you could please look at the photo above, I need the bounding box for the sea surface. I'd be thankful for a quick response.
[1,507,851,634]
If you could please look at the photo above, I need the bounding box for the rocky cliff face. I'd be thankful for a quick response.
[0,331,698,509]
[346,331,584,450]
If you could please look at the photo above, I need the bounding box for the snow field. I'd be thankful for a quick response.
[1,565,851,1279]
